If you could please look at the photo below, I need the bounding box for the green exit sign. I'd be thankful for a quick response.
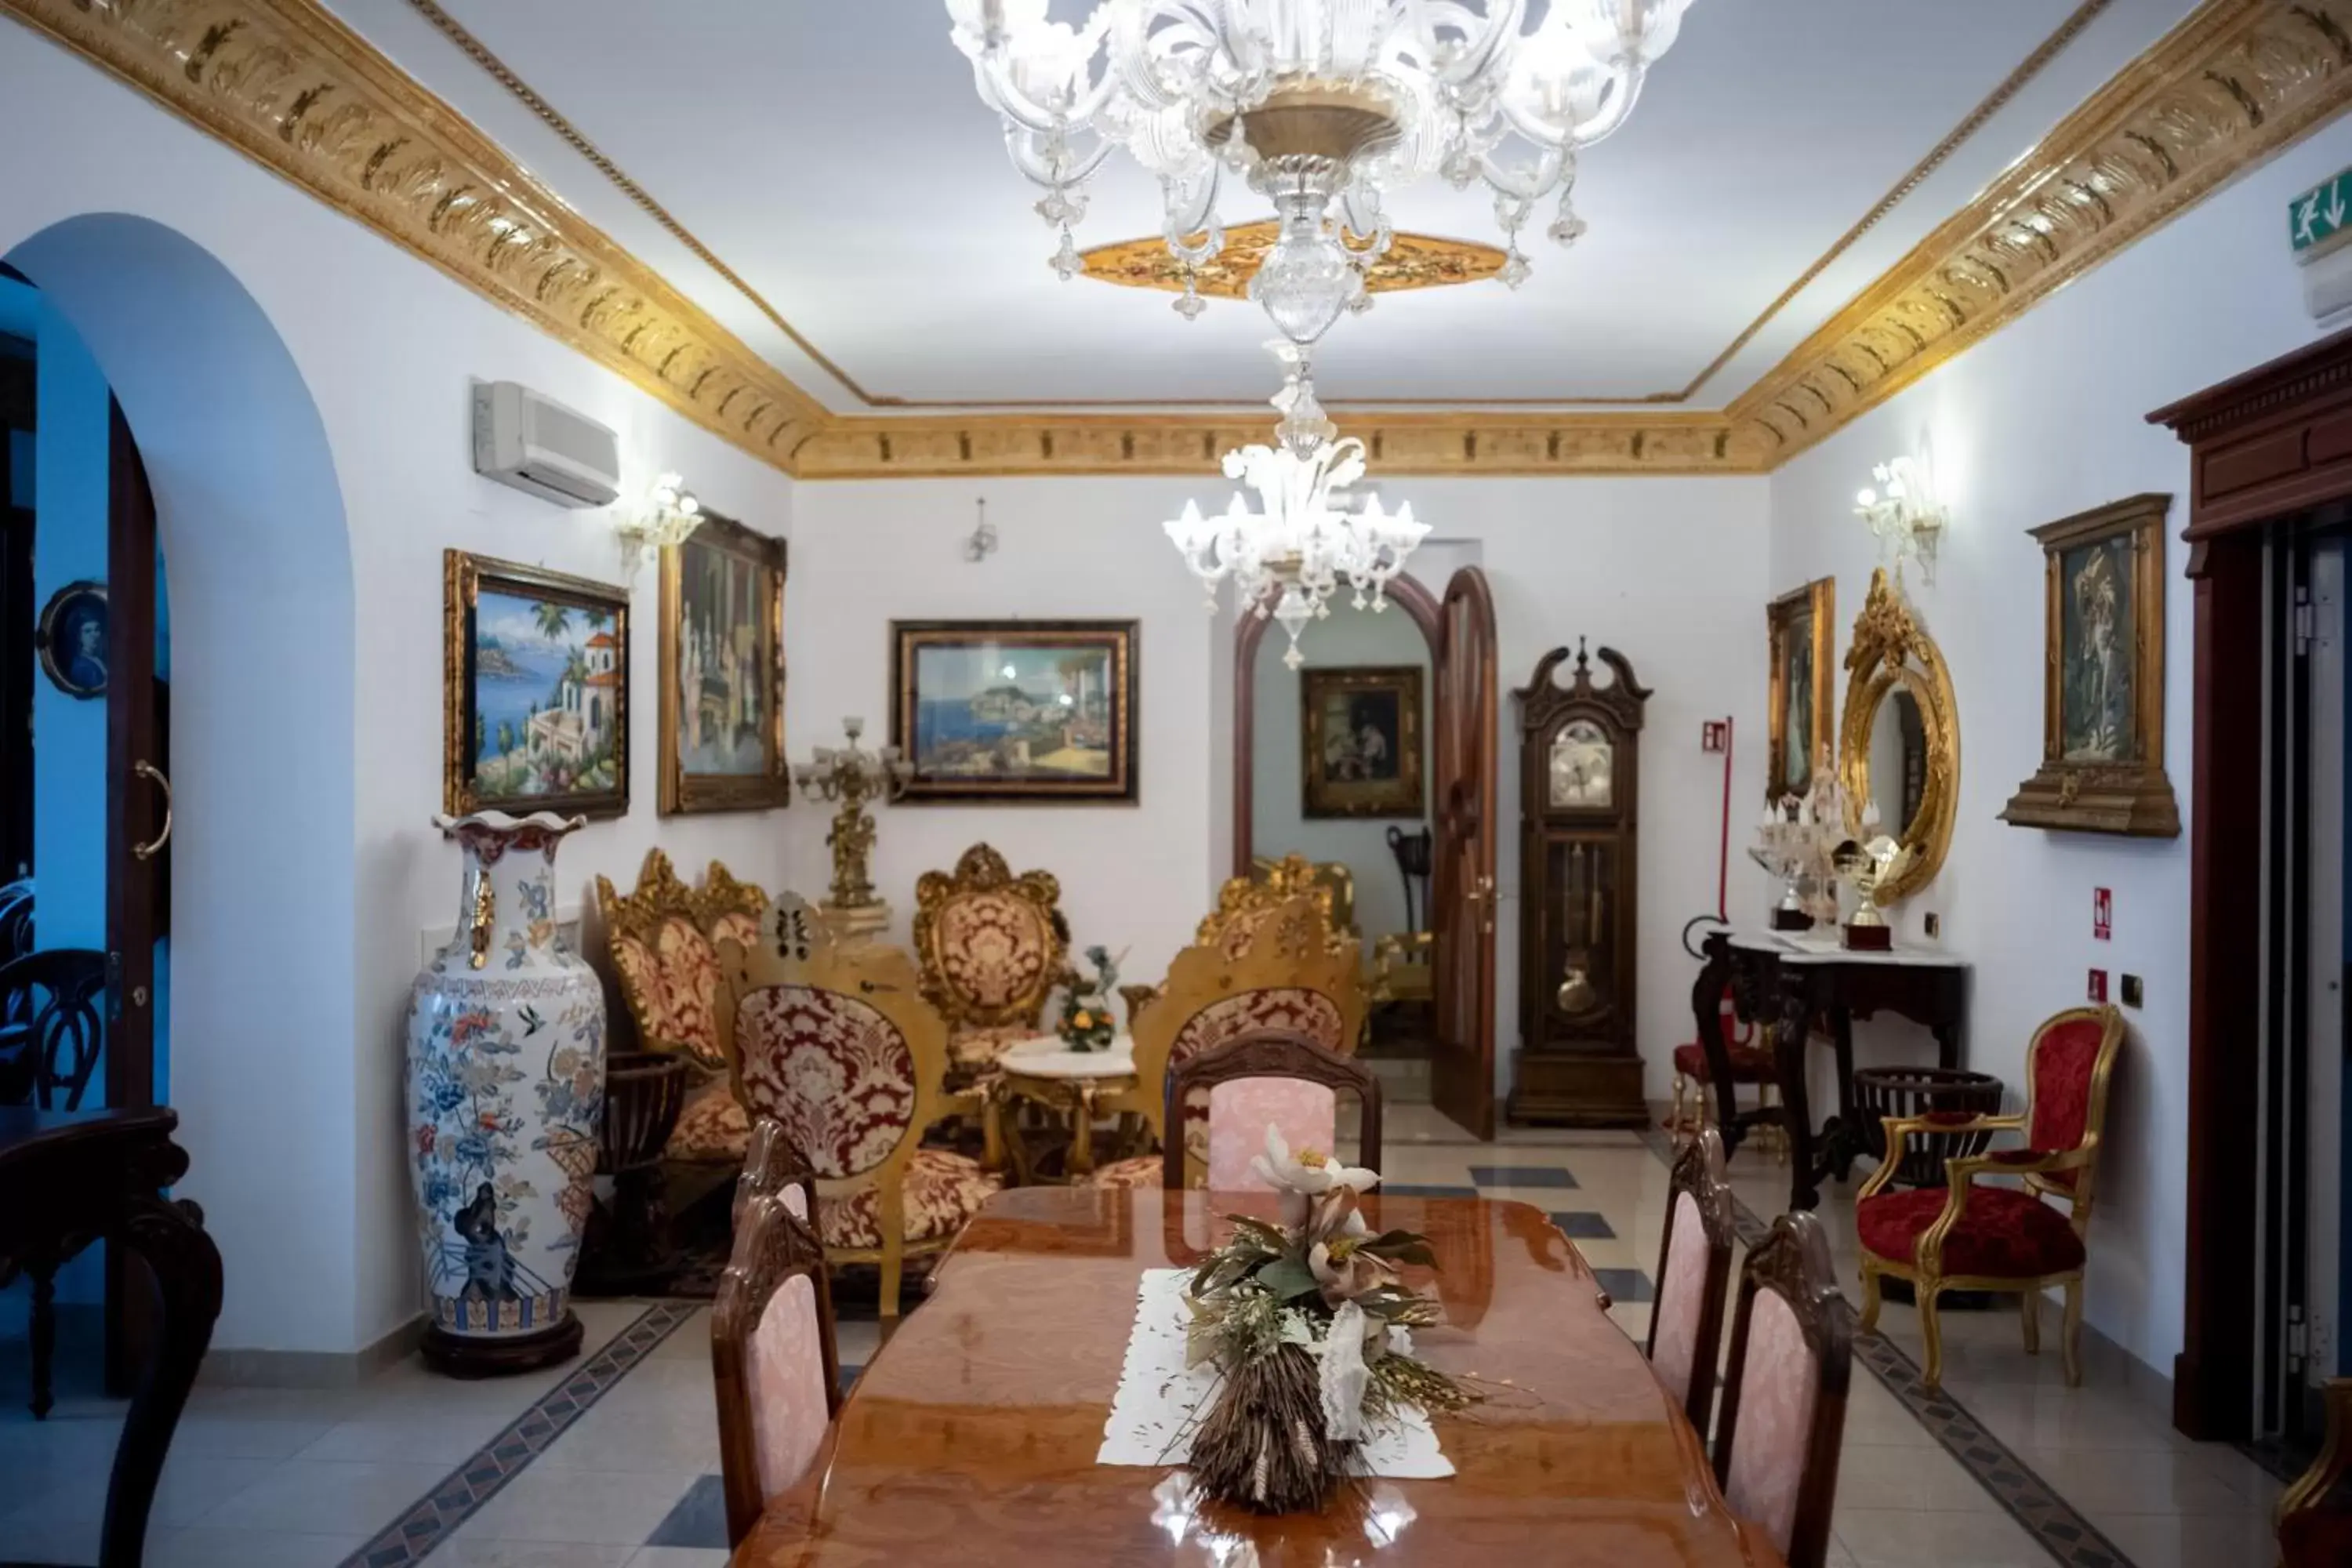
[2292,168,2352,256]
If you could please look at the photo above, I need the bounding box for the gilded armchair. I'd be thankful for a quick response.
[594,850,769,1165]
[1091,895,1367,1191]
[1117,854,1357,1025]
[911,844,1070,1085]
[1857,1004,2126,1393]
[719,893,1001,1329]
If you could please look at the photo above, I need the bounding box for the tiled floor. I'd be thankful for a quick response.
[0,1111,2286,1568]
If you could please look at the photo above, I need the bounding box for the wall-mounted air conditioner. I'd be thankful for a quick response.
[471,380,622,509]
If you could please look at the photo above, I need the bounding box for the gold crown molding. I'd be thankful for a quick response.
[0,0,830,467]
[1727,0,2352,462]
[792,411,1766,480]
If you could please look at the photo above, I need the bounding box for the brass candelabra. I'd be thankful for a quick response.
[792,717,910,940]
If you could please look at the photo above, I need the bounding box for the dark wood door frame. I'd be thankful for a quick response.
[1229,572,1443,877]
[2151,324,2352,1440]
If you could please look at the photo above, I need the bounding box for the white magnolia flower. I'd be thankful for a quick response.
[1248,1123,1381,1203]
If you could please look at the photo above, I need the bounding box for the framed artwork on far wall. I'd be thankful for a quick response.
[35,580,108,699]
[444,550,630,819]
[1766,576,1835,801]
[659,512,788,814]
[891,620,1138,803]
[2000,493,2181,837]
[1301,665,1425,818]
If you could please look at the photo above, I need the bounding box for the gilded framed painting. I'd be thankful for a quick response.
[891,620,1138,803]
[659,512,787,814]
[1766,576,1835,801]
[1301,665,1425,818]
[2000,494,2180,837]
[444,550,630,819]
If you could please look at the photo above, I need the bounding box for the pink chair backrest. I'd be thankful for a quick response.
[735,985,916,1180]
[745,1272,831,1501]
[1722,1288,1821,1554]
[1651,1188,1711,1410]
[1205,1078,1339,1190]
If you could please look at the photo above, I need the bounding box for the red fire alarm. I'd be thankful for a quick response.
[2093,887,2112,942]
[1700,720,1730,753]
[2088,968,2109,1004]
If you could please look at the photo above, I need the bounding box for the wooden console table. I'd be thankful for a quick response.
[1690,930,1969,1212]
[0,1106,223,1568]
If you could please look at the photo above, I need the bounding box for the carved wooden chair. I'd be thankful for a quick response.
[595,849,769,1167]
[2281,1377,2352,1566]
[1090,897,1367,1190]
[1713,1210,1853,1568]
[711,1189,841,1548]
[1158,1028,1382,1189]
[719,893,1002,1328]
[734,1116,818,1231]
[911,844,1069,1086]
[1117,855,1357,1025]
[1856,1004,2125,1393]
[1646,1127,1737,1436]
[1668,984,1787,1163]
[0,948,105,1418]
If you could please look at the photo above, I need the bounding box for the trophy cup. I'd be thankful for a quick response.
[1831,832,1915,951]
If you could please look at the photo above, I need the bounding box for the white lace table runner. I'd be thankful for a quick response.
[1096,1268,1454,1478]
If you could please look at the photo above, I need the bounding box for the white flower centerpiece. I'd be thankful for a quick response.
[1181,1127,1476,1513]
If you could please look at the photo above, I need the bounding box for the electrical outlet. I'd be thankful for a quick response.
[1922,912,1941,939]
[2121,974,2143,1008]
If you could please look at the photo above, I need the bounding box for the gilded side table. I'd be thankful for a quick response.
[991,1034,1142,1183]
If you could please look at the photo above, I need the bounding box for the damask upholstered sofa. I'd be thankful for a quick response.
[594,850,768,1167]
[910,844,1070,1086]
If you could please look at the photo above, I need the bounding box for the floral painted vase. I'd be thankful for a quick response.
[404,810,604,1374]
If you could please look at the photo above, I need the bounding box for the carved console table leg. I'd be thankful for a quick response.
[1821,1007,1865,1183]
[27,1263,57,1420]
[99,1196,222,1568]
[1776,975,1825,1212]
[1689,933,1744,1151]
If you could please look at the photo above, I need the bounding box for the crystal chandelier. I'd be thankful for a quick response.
[1165,345,1432,668]
[946,0,1696,341]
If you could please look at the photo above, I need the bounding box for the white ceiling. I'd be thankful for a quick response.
[326,0,2198,413]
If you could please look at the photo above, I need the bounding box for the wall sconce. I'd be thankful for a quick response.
[1855,456,1946,588]
[615,470,703,578]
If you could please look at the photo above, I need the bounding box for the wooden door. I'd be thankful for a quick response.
[1432,567,1498,1138]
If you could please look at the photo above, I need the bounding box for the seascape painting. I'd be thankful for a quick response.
[2060,535,2135,762]
[660,515,787,813]
[891,621,1138,802]
[445,552,630,818]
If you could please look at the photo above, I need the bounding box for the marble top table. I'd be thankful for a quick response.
[1000,1032,1138,1080]
[994,1033,1143,1181]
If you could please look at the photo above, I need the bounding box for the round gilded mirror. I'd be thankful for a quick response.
[1838,570,1958,904]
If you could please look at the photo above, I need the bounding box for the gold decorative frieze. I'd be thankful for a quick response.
[1728,0,2352,460]
[1081,223,1508,300]
[0,0,829,466]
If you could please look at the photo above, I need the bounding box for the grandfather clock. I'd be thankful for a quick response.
[1510,641,1650,1127]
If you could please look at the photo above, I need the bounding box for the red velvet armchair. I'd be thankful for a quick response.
[1856,1004,2125,1393]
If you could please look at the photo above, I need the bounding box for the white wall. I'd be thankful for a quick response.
[1767,115,2352,1376]
[792,475,1772,1105]
[1250,593,1434,955]
[0,28,800,1355]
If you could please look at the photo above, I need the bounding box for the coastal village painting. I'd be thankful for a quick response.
[891,620,1138,802]
[445,552,631,818]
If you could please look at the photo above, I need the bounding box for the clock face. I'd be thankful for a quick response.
[1549,720,1613,809]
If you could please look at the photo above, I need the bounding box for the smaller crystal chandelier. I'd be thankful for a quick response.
[615,471,703,577]
[1165,345,1430,669]
[1855,456,1946,588]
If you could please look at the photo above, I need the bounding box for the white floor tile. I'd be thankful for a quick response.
[147,1526,373,1568]
[627,1549,735,1568]
[424,1539,640,1566]
[194,1457,453,1534]
[1833,1506,2060,1566]
[452,1464,703,1547]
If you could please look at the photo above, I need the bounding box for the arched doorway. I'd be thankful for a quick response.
[3,214,357,1352]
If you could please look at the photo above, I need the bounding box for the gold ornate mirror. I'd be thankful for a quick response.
[1837,568,1958,904]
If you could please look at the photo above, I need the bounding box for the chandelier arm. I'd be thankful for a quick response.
[1408,0,1530,89]
[1004,123,1120,190]
[974,34,1122,138]
[1477,143,1566,205]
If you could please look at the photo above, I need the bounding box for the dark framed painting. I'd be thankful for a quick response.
[890,620,1138,803]
[659,512,787,814]
[1301,665,1425,818]
[1766,576,1835,800]
[36,579,107,699]
[444,550,630,819]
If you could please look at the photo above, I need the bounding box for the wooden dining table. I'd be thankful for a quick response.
[734,1186,1786,1567]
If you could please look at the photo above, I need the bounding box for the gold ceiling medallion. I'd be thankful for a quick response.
[1083,223,1508,302]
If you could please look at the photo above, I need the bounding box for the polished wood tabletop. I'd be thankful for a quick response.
[735,1187,1785,1567]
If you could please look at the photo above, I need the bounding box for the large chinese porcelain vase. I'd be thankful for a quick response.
[405,811,605,1375]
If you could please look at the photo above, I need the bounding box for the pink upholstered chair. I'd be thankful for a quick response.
[711,1190,840,1548]
[718,894,1002,1329]
[1713,1210,1852,1568]
[1646,1127,1736,1435]
[910,844,1069,1086]
[734,1116,817,1232]
[1157,1029,1382,1189]
[1088,897,1367,1191]
[1855,1004,2126,1393]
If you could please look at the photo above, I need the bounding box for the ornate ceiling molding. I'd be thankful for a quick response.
[0,0,830,467]
[1727,0,2352,461]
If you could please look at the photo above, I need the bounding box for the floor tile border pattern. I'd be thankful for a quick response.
[1635,1127,2136,1568]
[340,1301,700,1568]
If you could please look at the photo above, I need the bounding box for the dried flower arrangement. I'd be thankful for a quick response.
[1058,943,1125,1051]
[1181,1127,1477,1513]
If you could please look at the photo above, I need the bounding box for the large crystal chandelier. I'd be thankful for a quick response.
[946,0,1696,342]
[1166,345,1432,668]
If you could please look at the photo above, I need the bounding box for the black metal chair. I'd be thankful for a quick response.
[0,947,108,1417]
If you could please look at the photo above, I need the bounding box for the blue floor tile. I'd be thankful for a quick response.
[1380,1183,1479,1199]
[1550,1211,1617,1240]
[644,1473,729,1549]
[1468,1164,1579,1189]
[1592,1267,1654,1304]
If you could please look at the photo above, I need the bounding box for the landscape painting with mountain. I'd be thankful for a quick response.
[890,620,1138,802]
[445,552,631,818]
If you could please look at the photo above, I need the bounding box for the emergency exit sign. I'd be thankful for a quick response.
[2291,167,2352,255]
